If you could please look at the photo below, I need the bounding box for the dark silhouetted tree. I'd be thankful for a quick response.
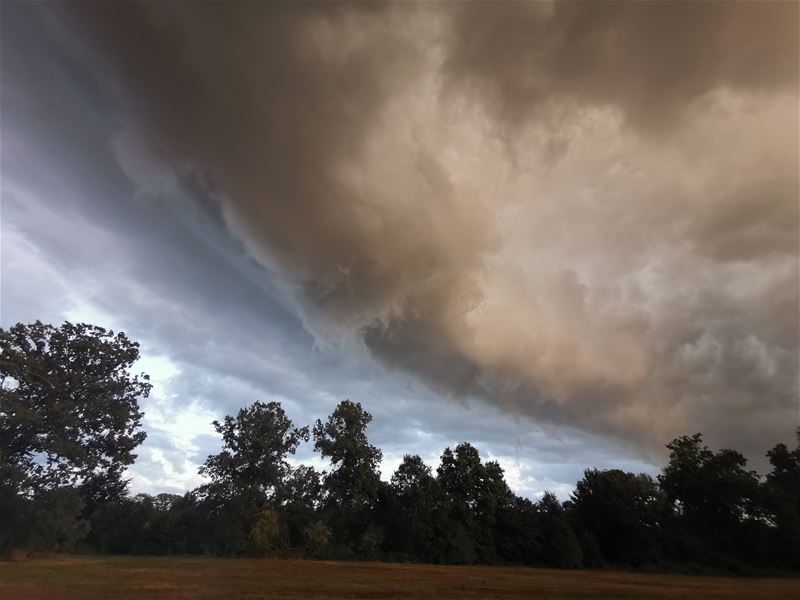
[276,465,323,549]
[535,491,583,568]
[199,401,309,501]
[494,495,541,566]
[388,454,449,562]
[0,321,150,498]
[197,401,308,555]
[571,469,664,565]
[436,442,514,563]
[0,321,150,554]
[314,400,382,549]
[764,430,800,568]
[659,433,762,566]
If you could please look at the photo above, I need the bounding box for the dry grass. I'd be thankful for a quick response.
[1,555,797,600]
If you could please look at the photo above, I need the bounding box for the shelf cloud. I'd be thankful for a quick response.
[8,1,799,465]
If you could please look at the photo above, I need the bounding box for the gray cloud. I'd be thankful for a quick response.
[441,1,798,131]
[2,3,647,501]
[3,1,797,482]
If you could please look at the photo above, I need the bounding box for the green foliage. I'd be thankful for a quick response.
[313,400,382,545]
[0,482,29,556]
[313,400,383,508]
[535,491,583,568]
[0,321,150,497]
[0,321,150,554]
[437,443,513,564]
[2,322,798,571]
[494,496,541,565]
[250,508,286,554]
[85,493,187,555]
[28,487,90,554]
[387,454,451,562]
[199,401,309,501]
[658,433,765,566]
[571,469,663,565]
[357,524,384,559]
[660,434,760,528]
[277,465,323,549]
[303,520,332,556]
[763,430,800,568]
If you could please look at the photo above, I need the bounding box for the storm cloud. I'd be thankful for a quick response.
[4,1,798,473]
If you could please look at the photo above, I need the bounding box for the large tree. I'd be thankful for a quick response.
[570,469,664,565]
[658,433,762,564]
[764,430,800,568]
[436,442,513,563]
[0,321,150,501]
[535,491,583,569]
[196,401,309,555]
[199,401,309,501]
[388,454,448,561]
[275,465,323,549]
[313,400,382,546]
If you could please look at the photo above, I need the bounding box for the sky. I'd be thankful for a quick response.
[1,1,798,499]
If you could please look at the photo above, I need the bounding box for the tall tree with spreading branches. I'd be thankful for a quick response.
[0,321,150,505]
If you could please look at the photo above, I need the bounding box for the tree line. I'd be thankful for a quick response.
[1,321,798,571]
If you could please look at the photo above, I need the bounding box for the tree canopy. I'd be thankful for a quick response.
[2,320,799,572]
[0,321,149,499]
[199,400,309,501]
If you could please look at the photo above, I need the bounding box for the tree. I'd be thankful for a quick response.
[0,483,29,556]
[196,401,308,555]
[250,508,287,554]
[764,430,800,568]
[313,400,382,547]
[199,401,309,501]
[388,454,448,561]
[494,495,541,566]
[436,442,513,563]
[303,520,331,557]
[438,443,484,515]
[86,494,155,555]
[766,429,800,501]
[0,321,150,498]
[659,433,762,565]
[570,469,663,565]
[535,491,583,568]
[276,465,323,549]
[28,487,89,553]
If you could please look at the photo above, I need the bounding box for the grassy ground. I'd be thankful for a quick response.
[1,555,797,600]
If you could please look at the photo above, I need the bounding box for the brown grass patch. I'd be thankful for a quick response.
[0,555,797,600]
[6,549,29,562]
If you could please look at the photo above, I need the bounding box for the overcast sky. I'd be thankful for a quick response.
[2,2,798,499]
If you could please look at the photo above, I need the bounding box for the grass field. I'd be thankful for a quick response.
[1,556,797,600]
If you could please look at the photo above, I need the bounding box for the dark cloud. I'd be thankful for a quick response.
[2,1,797,485]
[2,4,645,500]
[441,1,799,131]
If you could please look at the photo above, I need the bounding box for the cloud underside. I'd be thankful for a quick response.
[59,1,799,459]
